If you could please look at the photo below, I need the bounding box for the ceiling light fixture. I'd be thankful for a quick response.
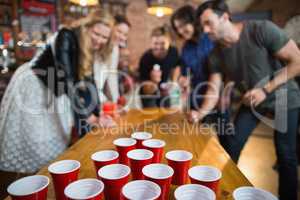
[146,0,173,18]
[69,0,99,6]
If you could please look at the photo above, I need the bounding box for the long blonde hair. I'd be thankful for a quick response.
[70,8,114,80]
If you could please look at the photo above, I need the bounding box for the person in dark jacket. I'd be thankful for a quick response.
[0,8,115,178]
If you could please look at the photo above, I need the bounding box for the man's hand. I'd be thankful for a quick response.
[243,88,267,107]
[187,110,205,123]
[142,81,159,95]
[150,69,162,83]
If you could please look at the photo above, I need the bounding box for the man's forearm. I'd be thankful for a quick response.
[264,61,300,93]
[196,73,222,118]
[264,40,300,93]
[197,89,220,117]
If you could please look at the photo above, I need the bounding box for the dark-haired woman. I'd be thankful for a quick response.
[171,5,231,131]
[171,5,214,110]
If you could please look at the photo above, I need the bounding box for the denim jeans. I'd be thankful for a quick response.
[218,105,298,200]
[203,109,232,137]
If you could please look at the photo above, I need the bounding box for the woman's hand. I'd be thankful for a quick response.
[87,113,117,128]
[98,114,117,127]
[118,105,128,116]
[178,76,190,96]
[87,114,99,124]
[179,76,190,89]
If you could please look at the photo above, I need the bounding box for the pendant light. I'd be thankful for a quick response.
[147,0,173,17]
[69,0,99,6]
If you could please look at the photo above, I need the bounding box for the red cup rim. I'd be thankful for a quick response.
[122,180,161,200]
[64,178,104,200]
[113,138,137,147]
[142,163,174,180]
[188,165,222,182]
[165,150,193,162]
[7,175,49,197]
[91,150,119,162]
[131,132,152,140]
[174,184,216,200]
[127,149,154,161]
[98,164,131,180]
[48,160,81,175]
[142,139,166,148]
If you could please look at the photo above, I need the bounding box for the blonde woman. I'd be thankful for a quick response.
[0,8,115,177]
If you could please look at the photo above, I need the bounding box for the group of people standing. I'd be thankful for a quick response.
[138,1,300,200]
[1,1,300,199]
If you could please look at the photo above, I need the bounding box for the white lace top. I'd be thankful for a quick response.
[93,45,120,103]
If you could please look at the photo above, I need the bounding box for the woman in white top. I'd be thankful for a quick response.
[94,45,120,104]
[93,14,133,106]
[93,14,131,110]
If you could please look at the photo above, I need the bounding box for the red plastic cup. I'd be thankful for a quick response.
[91,150,119,176]
[131,132,152,149]
[117,96,127,106]
[127,149,153,180]
[113,138,137,165]
[48,160,80,200]
[142,139,166,163]
[122,180,161,200]
[98,164,131,200]
[188,166,222,194]
[165,150,193,185]
[142,164,174,200]
[102,102,118,117]
[64,179,104,200]
[174,184,216,200]
[233,186,278,200]
[7,175,49,200]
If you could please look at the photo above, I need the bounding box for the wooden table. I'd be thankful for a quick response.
[6,108,252,200]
